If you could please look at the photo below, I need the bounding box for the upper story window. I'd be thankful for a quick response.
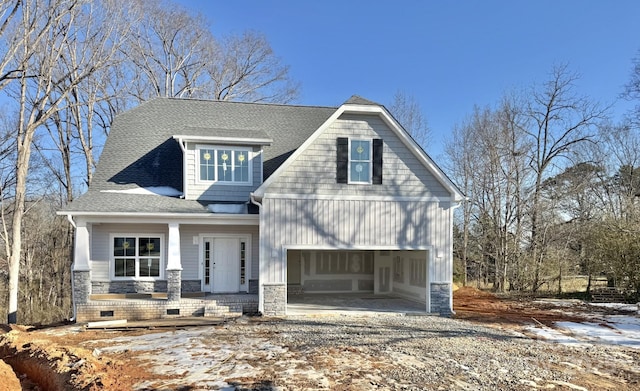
[198,146,251,184]
[336,137,383,185]
[349,139,372,183]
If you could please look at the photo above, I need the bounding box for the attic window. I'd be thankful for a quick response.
[337,138,383,184]
[198,146,251,184]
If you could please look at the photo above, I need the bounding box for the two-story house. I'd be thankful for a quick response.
[59,96,464,322]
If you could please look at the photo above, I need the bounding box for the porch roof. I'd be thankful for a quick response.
[59,190,258,215]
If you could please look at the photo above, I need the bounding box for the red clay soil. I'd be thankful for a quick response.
[453,286,589,328]
[0,358,21,391]
[0,327,156,391]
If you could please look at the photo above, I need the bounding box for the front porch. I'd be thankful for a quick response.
[75,293,258,323]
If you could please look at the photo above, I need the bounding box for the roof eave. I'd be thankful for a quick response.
[172,134,273,146]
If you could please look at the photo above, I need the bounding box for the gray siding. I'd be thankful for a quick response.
[184,142,262,201]
[91,223,168,281]
[178,224,259,281]
[261,198,453,284]
[264,114,450,197]
[90,223,259,285]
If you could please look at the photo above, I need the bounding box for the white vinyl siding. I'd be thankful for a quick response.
[260,198,452,285]
[265,114,451,197]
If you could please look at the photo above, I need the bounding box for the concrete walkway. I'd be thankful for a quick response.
[286,293,429,316]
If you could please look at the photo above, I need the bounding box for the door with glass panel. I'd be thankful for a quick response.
[203,237,241,293]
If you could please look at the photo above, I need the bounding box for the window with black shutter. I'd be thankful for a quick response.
[336,137,383,185]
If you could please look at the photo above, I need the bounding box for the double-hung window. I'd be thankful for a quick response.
[112,235,163,279]
[198,146,251,184]
[349,139,372,183]
[336,137,383,184]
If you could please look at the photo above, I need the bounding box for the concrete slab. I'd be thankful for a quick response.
[286,293,429,316]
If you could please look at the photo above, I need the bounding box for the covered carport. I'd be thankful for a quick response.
[286,248,430,315]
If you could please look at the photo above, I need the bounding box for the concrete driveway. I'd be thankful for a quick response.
[286,293,429,316]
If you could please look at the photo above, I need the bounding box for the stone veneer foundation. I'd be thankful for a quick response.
[430,282,452,315]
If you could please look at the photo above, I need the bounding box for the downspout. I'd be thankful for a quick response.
[250,192,264,314]
[66,214,77,322]
[175,137,187,198]
[449,200,464,314]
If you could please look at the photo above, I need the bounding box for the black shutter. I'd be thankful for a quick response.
[372,138,383,184]
[336,137,348,183]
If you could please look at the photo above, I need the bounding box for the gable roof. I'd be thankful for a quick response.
[61,96,463,215]
[254,99,465,202]
[62,98,335,213]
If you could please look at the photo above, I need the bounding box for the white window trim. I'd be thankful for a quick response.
[196,144,253,186]
[110,233,165,280]
[198,234,252,292]
[348,138,373,184]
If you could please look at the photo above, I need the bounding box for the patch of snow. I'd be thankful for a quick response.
[101,186,183,197]
[588,302,638,312]
[532,299,583,307]
[207,203,247,214]
[82,328,286,390]
[555,319,640,349]
[524,325,585,346]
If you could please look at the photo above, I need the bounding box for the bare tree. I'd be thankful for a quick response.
[523,65,606,292]
[124,0,211,100]
[207,30,299,103]
[2,0,125,323]
[446,100,530,291]
[388,90,431,149]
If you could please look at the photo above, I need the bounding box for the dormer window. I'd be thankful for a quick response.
[198,145,252,184]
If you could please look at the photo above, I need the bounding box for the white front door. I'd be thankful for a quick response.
[203,237,240,293]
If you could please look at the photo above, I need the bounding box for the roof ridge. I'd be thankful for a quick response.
[157,96,338,110]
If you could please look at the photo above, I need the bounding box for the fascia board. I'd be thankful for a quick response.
[172,135,273,146]
[373,107,466,202]
[254,102,465,202]
[57,211,259,225]
[253,106,347,199]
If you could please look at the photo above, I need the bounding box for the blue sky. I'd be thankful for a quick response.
[176,0,640,157]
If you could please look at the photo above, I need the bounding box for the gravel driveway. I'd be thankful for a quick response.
[83,314,640,390]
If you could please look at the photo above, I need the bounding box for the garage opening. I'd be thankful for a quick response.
[286,249,429,314]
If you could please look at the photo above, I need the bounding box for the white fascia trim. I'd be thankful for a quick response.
[253,103,464,202]
[173,135,273,146]
[370,107,465,202]
[263,193,452,202]
[58,212,259,225]
[283,244,433,251]
[253,106,346,199]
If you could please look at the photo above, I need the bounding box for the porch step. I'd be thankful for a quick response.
[288,284,304,295]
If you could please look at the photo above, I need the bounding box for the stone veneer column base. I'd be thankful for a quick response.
[262,283,286,316]
[430,282,452,316]
[166,269,182,302]
[73,270,91,304]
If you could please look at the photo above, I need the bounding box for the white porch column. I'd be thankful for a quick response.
[72,219,91,305]
[73,220,91,271]
[166,223,182,301]
[166,222,182,271]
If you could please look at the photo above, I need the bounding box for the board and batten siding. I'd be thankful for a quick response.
[260,198,453,284]
[184,141,263,201]
[265,114,450,198]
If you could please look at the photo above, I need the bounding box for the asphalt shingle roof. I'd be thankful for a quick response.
[62,98,337,213]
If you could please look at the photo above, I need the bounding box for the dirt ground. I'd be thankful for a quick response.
[0,287,637,390]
